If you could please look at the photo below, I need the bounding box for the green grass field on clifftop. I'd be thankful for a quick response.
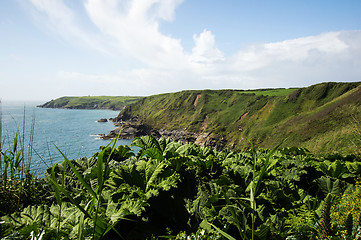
[116,82,361,154]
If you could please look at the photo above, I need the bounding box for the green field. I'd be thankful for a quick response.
[243,87,298,96]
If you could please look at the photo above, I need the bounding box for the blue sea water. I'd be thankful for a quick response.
[0,101,133,175]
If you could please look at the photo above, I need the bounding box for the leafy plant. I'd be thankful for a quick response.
[56,140,127,239]
[0,129,51,217]
[331,177,361,238]
[1,129,23,191]
[2,134,361,239]
[319,193,334,238]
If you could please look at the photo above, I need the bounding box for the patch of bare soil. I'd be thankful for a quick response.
[194,94,202,107]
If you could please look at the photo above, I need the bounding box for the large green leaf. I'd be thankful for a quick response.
[112,145,135,162]
[319,160,348,179]
[345,161,361,175]
[107,159,179,200]
[143,148,164,160]
[132,135,161,152]
[176,143,201,156]
[317,176,346,196]
[1,202,80,238]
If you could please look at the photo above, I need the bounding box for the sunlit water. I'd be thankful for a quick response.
[0,101,133,176]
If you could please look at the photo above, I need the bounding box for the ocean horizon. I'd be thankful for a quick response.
[0,101,133,176]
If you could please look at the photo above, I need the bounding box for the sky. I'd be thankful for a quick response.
[0,0,361,101]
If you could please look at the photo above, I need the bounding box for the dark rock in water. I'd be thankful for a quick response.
[100,122,159,140]
[97,118,108,122]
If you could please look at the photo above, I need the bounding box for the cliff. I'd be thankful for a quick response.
[109,82,361,154]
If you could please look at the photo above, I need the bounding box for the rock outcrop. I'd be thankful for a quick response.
[101,117,226,150]
[100,121,159,140]
[97,118,108,122]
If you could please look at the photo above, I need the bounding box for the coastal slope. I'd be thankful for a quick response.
[38,96,143,110]
[111,82,361,154]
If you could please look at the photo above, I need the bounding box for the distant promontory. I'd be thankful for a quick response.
[38,96,143,111]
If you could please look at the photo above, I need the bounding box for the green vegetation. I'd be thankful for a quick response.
[1,135,361,239]
[2,82,361,238]
[39,96,143,110]
[117,82,361,154]
[0,130,51,217]
[242,87,298,96]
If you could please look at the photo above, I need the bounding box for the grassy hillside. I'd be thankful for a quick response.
[116,82,361,153]
[38,96,143,110]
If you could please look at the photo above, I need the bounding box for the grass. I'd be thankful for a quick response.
[47,136,123,239]
[2,84,361,239]
[119,90,275,133]
[0,102,51,217]
[116,82,361,154]
[0,102,125,238]
[39,96,143,110]
[243,88,298,96]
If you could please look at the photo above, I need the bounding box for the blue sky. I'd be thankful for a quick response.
[1,0,360,101]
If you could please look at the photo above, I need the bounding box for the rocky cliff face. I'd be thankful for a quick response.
[100,121,157,140]
[101,117,226,150]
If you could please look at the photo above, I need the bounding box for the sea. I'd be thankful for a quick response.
[0,101,134,176]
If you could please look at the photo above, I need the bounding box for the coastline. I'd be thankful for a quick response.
[38,104,124,111]
[100,118,226,150]
[38,96,143,111]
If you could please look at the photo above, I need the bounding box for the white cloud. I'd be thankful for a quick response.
[24,0,361,97]
[84,0,186,69]
[49,29,361,95]
[27,0,112,54]
[190,29,224,64]
[228,32,350,72]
